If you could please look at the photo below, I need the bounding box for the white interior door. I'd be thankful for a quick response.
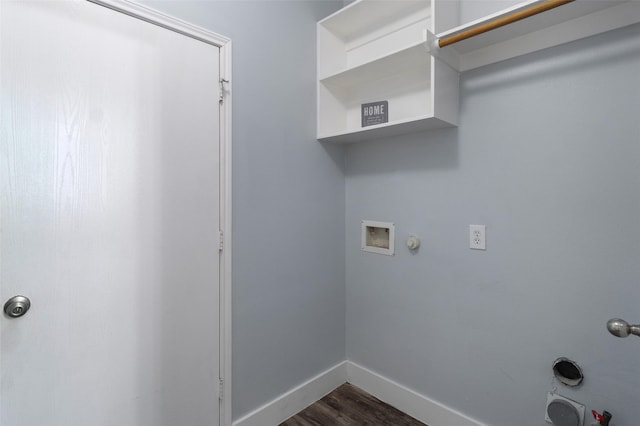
[1,1,221,425]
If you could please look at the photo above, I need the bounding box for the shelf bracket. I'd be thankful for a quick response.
[424,30,460,72]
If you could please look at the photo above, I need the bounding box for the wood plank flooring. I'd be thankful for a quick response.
[279,383,427,426]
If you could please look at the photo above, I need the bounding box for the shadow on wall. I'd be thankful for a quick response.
[463,23,640,95]
[319,139,348,174]
[345,127,460,177]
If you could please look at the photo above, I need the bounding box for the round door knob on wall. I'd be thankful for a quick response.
[4,295,31,318]
[607,318,640,338]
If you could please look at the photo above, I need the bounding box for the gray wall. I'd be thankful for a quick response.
[141,0,345,421]
[120,2,640,424]
[345,24,640,426]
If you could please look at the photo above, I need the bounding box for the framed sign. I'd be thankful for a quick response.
[361,101,388,127]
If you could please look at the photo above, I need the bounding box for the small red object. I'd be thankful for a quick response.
[592,410,603,422]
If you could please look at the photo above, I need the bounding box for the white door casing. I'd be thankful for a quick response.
[0,0,232,425]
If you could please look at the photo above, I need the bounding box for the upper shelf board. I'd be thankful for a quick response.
[320,43,430,90]
[431,0,640,71]
[319,0,428,42]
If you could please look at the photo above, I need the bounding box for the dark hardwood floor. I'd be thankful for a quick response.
[279,383,427,426]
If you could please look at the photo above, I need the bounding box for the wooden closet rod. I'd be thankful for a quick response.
[438,0,575,48]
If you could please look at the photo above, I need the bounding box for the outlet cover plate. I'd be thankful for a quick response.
[469,224,486,250]
[545,392,585,425]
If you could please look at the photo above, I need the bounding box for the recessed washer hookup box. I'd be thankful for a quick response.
[361,101,388,127]
[361,220,395,256]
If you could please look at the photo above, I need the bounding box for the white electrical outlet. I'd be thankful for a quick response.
[469,225,486,250]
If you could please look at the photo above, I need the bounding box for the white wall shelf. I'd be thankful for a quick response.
[431,0,640,72]
[317,0,460,144]
[317,0,640,143]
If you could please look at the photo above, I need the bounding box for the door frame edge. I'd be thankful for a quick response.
[219,40,233,426]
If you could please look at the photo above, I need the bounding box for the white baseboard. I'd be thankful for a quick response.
[346,361,486,426]
[233,359,485,426]
[232,361,347,426]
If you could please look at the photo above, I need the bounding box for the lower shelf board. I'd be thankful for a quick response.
[318,116,455,144]
[279,383,428,426]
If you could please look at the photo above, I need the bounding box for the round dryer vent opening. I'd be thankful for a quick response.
[552,357,584,387]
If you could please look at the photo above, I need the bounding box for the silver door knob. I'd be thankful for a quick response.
[607,318,640,338]
[4,295,31,318]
